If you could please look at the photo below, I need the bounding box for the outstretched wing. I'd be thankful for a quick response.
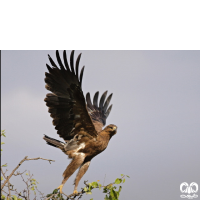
[86,91,113,132]
[44,50,97,141]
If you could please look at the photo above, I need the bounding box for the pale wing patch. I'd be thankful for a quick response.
[66,143,86,158]
[74,143,86,156]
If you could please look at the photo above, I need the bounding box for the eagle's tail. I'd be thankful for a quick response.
[43,135,65,151]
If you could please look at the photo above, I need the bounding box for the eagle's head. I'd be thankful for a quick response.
[104,124,117,137]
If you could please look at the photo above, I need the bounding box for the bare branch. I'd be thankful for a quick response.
[83,180,89,187]
[1,189,9,195]
[20,172,34,200]
[7,178,11,198]
[26,157,55,164]
[1,156,55,190]
[1,156,28,190]
[1,167,7,179]
[13,170,26,176]
[35,187,46,199]
[14,189,27,200]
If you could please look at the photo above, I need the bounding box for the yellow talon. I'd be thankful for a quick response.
[57,184,63,193]
[73,189,78,194]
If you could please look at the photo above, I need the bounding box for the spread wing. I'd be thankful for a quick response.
[44,50,98,141]
[86,91,113,132]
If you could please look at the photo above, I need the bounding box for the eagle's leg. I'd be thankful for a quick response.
[58,154,85,194]
[73,160,91,194]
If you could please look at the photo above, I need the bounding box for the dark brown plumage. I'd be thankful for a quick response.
[43,50,117,194]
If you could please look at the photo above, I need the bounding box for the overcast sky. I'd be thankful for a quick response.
[1,50,200,200]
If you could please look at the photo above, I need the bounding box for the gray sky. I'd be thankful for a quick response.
[1,50,200,200]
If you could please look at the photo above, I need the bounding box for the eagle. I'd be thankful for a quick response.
[43,50,117,194]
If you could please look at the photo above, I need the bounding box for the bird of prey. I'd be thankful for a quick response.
[43,50,117,194]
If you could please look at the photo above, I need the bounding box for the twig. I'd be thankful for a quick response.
[14,189,27,200]
[26,157,55,164]
[13,170,26,176]
[1,156,28,189]
[103,174,106,186]
[1,189,9,195]
[1,167,7,179]
[45,193,57,200]
[1,156,55,190]
[20,172,34,200]
[35,186,46,199]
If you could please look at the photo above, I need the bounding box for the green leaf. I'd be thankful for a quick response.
[84,187,88,192]
[126,175,130,178]
[1,142,5,145]
[1,195,6,199]
[115,178,122,184]
[115,191,120,198]
[53,189,58,194]
[90,198,93,200]
[91,182,98,188]
[2,164,7,167]
[86,191,92,194]
[121,174,124,176]
[118,186,122,193]
[31,187,34,191]
[1,176,4,181]
[110,188,118,198]
[57,193,62,198]
[107,184,113,190]
[26,173,29,176]
[103,188,108,193]
[1,130,6,137]
[123,178,125,183]
[12,195,17,200]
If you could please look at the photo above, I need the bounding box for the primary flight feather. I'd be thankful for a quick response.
[43,50,117,194]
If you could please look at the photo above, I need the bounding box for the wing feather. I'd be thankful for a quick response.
[99,91,107,110]
[45,50,97,140]
[105,104,113,118]
[86,93,93,109]
[93,92,99,108]
[79,66,85,87]
[86,91,113,132]
[56,50,65,71]
[63,50,70,71]
[75,53,82,78]
[103,93,113,112]
[70,50,75,73]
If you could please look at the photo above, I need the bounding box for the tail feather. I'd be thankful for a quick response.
[43,135,65,151]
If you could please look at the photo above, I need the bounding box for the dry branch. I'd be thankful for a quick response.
[1,156,55,190]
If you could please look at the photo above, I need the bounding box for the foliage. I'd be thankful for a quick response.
[45,174,129,200]
[83,174,129,200]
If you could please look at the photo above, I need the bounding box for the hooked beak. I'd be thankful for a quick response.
[112,126,117,134]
